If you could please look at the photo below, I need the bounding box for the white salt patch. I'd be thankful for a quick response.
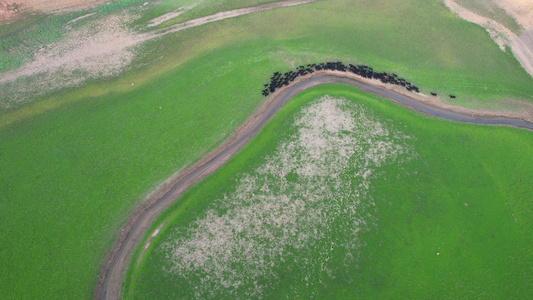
[160,96,416,298]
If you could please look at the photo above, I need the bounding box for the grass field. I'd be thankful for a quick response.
[0,0,532,298]
[454,0,522,34]
[2,0,533,114]
[125,84,533,298]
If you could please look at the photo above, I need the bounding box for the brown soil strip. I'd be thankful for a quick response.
[444,0,533,78]
[94,70,533,300]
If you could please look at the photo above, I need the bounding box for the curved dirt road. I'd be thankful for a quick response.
[95,71,533,300]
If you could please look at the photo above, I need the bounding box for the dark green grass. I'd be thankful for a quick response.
[0,44,284,299]
[126,84,533,298]
[1,0,533,298]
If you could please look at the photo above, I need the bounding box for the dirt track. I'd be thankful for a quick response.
[150,0,319,38]
[444,0,533,78]
[94,70,533,300]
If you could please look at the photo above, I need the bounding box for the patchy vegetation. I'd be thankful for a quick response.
[127,93,415,298]
[262,62,421,97]
[126,85,533,298]
[1,0,533,298]
[158,96,413,298]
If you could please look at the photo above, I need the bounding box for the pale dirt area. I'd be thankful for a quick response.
[160,95,413,298]
[495,0,533,30]
[0,0,18,21]
[443,0,533,78]
[0,0,318,111]
[150,0,319,38]
[0,10,144,111]
[4,0,105,14]
[147,4,196,27]
[1,12,142,82]
[322,69,533,123]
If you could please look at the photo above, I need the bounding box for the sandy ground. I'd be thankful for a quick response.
[0,0,18,22]
[95,69,533,300]
[5,0,104,13]
[443,0,533,78]
[495,0,533,30]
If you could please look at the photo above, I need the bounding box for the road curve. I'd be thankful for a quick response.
[95,72,533,300]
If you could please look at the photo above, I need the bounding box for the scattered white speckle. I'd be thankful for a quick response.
[159,107,162,109]
[161,96,416,298]
[131,83,134,86]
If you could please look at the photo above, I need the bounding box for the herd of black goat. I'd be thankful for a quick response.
[261,61,456,99]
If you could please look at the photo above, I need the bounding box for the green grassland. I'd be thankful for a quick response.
[454,0,522,34]
[2,0,533,114]
[126,84,533,298]
[0,0,532,298]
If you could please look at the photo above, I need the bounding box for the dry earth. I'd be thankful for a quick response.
[160,95,414,298]
[0,0,19,21]
[495,0,533,30]
[0,0,318,112]
[0,0,106,23]
[3,0,104,14]
[443,0,533,77]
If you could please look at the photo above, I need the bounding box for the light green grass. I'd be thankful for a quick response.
[0,43,288,298]
[454,0,523,34]
[3,0,533,114]
[126,84,533,298]
[1,0,533,298]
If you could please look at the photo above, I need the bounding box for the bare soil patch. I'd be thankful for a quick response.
[495,0,533,30]
[0,0,318,112]
[160,95,413,298]
[0,0,105,23]
[147,4,197,28]
[443,0,533,77]
[0,0,19,22]
[6,0,104,14]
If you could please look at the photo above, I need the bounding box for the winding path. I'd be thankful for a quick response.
[94,71,533,300]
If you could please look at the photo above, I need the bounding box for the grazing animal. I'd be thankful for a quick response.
[261,61,421,98]
[449,95,456,99]
[431,92,437,96]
